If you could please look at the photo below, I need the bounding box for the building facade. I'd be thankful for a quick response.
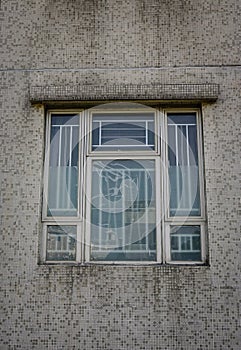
[1,0,241,349]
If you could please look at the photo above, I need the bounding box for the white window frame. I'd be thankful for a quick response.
[85,155,162,264]
[165,223,206,264]
[88,109,160,156]
[162,108,206,264]
[42,110,84,222]
[41,107,207,265]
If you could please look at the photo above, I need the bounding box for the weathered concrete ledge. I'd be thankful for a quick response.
[30,83,219,102]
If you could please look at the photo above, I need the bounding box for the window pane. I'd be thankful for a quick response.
[90,160,156,261]
[46,225,77,261]
[170,226,201,261]
[47,115,79,217]
[168,113,201,216]
[92,113,155,151]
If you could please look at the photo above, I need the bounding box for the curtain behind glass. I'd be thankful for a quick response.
[47,115,79,217]
[168,114,200,217]
[90,160,156,261]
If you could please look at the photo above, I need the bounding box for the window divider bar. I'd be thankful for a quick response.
[99,121,102,146]
[145,120,148,146]
[69,126,73,166]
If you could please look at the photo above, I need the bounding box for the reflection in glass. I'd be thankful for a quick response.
[170,225,201,261]
[168,113,200,216]
[47,115,79,217]
[92,113,155,151]
[90,160,156,261]
[46,225,77,261]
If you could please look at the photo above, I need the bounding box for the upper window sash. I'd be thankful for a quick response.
[90,111,158,153]
[165,110,205,220]
[43,112,81,220]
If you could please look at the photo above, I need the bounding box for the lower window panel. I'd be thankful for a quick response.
[90,229,156,261]
[170,225,201,261]
[46,225,77,261]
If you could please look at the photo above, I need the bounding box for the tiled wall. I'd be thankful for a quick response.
[0,0,240,349]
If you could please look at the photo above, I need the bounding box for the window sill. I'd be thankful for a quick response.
[39,261,209,267]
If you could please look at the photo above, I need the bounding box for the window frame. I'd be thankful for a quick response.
[165,223,206,264]
[41,107,207,265]
[42,110,85,264]
[42,110,85,222]
[163,108,206,222]
[88,108,160,156]
[162,108,206,264]
[85,155,162,265]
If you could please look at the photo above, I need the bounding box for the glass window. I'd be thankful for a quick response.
[167,113,201,217]
[170,225,201,261]
[92,113,155,151]
[47,114,79,217]
[90,159,156,261]
[42,109,206,264]
[46,225,77,261]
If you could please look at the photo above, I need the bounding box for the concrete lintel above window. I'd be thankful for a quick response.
[30,83,219,103]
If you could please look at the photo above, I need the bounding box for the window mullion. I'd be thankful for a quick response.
[197,110,206,220]
[42,112,51,220]
[160,108,168,263]
[84,156,92,262]
[155,156,162,263]
[79,110,89,263]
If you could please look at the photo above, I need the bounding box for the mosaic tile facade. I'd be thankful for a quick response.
[0,0,240,349]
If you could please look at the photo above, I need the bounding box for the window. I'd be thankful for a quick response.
[42,106,206,264]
